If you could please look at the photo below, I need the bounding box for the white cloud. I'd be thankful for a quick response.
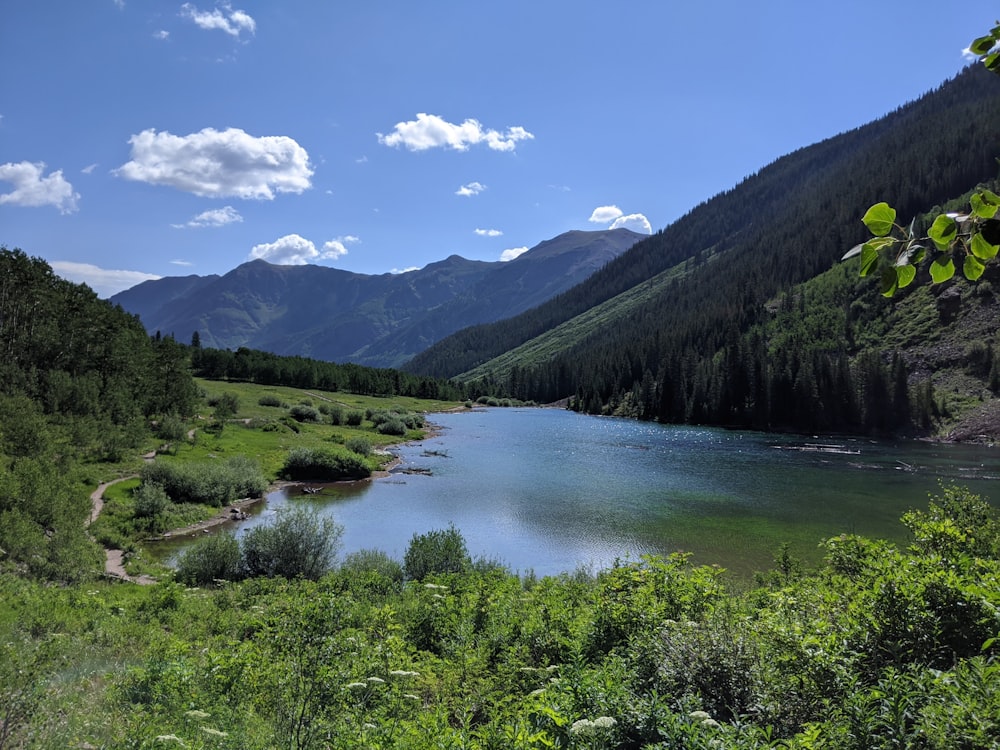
[610,213,653,234]
[50,261,160,298]
[249,233,357,265]
[588,205,623,224]
[175,205,243,228]
[475,228,502,237]
[0,161,80,214]
[180,2,256,38]
[170,259,193,266]
[115,127,313,199]
[588,204,653,234]
[321,235,359,260]
[500,246,529,262]
[153,29,170,40]
[391,266,420,274]
[81,163,98,174]
[456,181,486,197]
[378,113,534,152]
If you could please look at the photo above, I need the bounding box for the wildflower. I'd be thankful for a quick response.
[155,736,185,745]
[366,676,385,684]
[363,723,378,731]
[199,726,229,737]
[688,710,711,720]
[403,693,421,701]
[528,688,546,697]
[702,718,720,729]
[593,716,617,729]
[184,709,211,720]
[389,669,420,677]
[569,719,594,735]
[346,682,368,690]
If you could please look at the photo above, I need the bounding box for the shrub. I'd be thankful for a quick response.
[175,532,242,585]
[133,482,169,532]
[289,404,321,423]
[403,524,470,580]
[376,418,407,436]
[155,414,187,442]
[346,410,364,426]
[281,447,371,481]
[140,455,267,506]
[258,394,283,407]
[341,548,404,585]
[207,392,240,419]
[328,406,345,425]
[345,436,371,456]
[241,507,343,580]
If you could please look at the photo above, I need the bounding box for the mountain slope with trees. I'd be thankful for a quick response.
[407,65,1000,437]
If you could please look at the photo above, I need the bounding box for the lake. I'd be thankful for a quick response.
[154,407,999,578]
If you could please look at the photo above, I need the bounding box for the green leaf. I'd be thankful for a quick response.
[930,256,955,284]
[970,34,998,55]
[964,254,986,281]
[986,51,1000,72]
[970,192,999,219]
[970,232,999,261]
[896,264,917,290]
[862,203,896,237]
[900,242,926,266]
[879,266,898,297]
[927,214,958,251]
[859,243,879,277]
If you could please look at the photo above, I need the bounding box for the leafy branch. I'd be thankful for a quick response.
[843,196,1000,297]
[844,24,1000,296]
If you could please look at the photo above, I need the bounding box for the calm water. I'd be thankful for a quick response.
[155,408,999,578]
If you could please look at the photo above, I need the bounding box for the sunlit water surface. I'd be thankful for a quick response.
[154,408,998,578]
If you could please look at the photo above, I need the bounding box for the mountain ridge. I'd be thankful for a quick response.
[111,228,643,368]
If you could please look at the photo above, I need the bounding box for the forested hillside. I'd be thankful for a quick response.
[407,65,1000,437]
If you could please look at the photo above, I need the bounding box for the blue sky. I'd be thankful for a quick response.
[1,1,994,296]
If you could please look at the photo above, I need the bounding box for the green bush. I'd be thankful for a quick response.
[281,447,371,481]
[241,507,343,580]
[207,392,240,419]
[340,548,404,592]
[175,532,242,585]
[345,409,364,426]
[257,394,283,407]
[288,404,321,423]
[403,524,470,580]
[376,417,407,436]
[344,436,371,456]
[140,455,267,507]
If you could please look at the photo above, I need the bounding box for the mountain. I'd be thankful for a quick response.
[110,228,642,368]
[406,65,1000,438]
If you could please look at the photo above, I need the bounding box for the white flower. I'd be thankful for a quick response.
[688,710,711,720]
[389,669,420,677]
[569,719,594,735]
[184,709,211,720]
[155,736,185,745]
[346,682,368,690]
[366,676,385,684]
[701,718,720,728]
[593,716,617,729]
[199,726,228,737]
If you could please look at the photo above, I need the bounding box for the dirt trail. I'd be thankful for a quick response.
[87,475,156,585]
